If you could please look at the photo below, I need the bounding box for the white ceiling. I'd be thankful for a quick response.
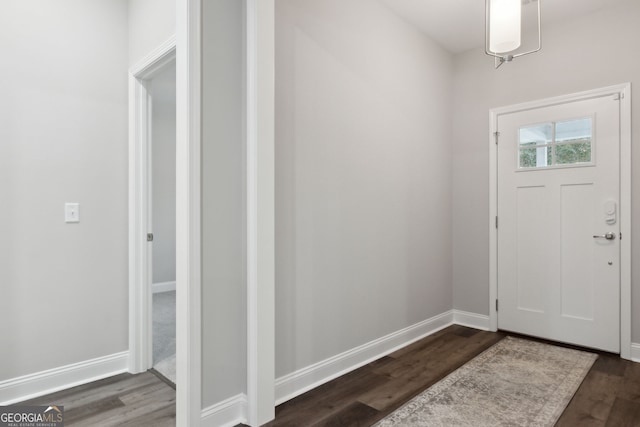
[380,0,629,54]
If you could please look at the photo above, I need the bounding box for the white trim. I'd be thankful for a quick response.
[128,37,177,375]
[0,352,128,406]
[275,311,454,405]
[631,344,640,363]
[130,36,177,79]
[246,0,276,425]
[176,0,202,425]
[619,84,632,361]
[201,394,248,427]
[453,310,491,331]
[152,281,177,294]
[489,83,632,360]
[489,84,630,116]
[246,0,259,420]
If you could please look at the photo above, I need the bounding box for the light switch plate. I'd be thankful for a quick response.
[65,203,80,223]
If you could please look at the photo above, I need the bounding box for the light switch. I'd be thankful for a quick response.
[65,203,80,223]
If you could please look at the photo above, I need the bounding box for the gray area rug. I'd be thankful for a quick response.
[153,291,176,383]
[374,336,597,427]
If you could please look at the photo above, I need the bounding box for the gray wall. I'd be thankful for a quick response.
[151,63,177,285]
[275,0,454,377]
[0,0,129,380]
[128,0,176,65]
[452,0,640,342]
[201,0,247,407]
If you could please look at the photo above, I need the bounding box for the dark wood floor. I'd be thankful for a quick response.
[17,325,640,426]
[265,325,640,427]
[19,371,175,426]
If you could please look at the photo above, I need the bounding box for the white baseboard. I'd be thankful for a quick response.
[631,343,640,363]
[275,310,454,405]
[152,281,176,294]
[453,310,491,331]
[201,393,248,427]
[0,351,129,405]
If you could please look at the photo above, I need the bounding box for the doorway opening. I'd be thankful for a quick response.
[149,61,177,383]
[128,38,177,380]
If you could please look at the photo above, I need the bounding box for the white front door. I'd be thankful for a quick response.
[497,94,621,353]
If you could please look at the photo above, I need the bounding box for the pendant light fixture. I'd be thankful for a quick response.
[485,0,541,68]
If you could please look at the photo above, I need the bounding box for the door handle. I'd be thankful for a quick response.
[593,232,616,240]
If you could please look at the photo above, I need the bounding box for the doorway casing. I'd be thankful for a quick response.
[128,32,202,427]
[128,36,177,376]
[130,1,204,424]
[488,83,632,360]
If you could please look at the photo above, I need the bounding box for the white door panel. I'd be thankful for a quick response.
[497,95,620,353]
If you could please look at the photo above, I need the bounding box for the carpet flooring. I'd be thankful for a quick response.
[374,336,597,427]
[153,291,176,383]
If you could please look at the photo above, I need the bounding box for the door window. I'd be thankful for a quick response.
[518,118,592,169]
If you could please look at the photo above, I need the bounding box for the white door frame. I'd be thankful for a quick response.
[176,0,202,425]
[128,36,177,375]
[246,0,276,425]
[488,83,632,360]
[128,24,203,427]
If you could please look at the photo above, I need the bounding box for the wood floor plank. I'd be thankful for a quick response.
[63,397,126,425]
[618,361,640,403]
[372,333,463,378]
[385,326,454,359]
[450,326,480,338]
[556,371,622,427]
[311,401,380,427]
[75,385,175,427]
[366,356,396,372]
[22,373,160,412]
[356,373,434,411]
[15,371,175,427]
[604,397,640,427]
[19,373,139,407]
[592,353,629,377]
[116,403,176,427]
[118,379,174,406]
[266,368,389,426]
